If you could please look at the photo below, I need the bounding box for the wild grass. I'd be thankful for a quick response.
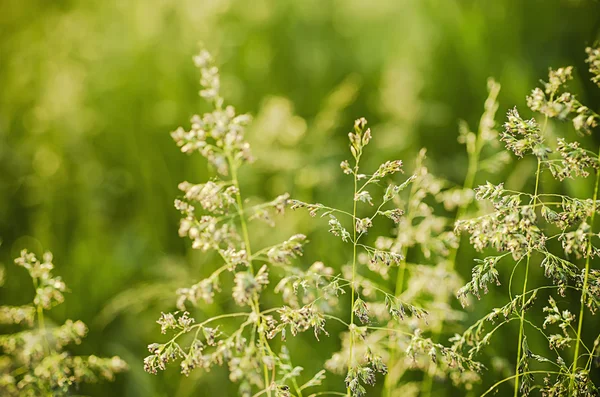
[453,47,600,396]
[0,250,127,396]
[144,45,600,396]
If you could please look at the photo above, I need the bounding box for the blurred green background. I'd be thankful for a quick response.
[1,0,600,395]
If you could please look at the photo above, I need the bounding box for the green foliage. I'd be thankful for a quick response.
[2,1,600,396]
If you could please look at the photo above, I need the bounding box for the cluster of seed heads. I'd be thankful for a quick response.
[0,250,127,396]
[145,45,600,397]
[454,46,600,396]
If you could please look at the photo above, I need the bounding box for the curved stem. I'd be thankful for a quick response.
[324,314,350,327]
[316,205,356,219]
[569,146,600,392]
[366,326,414,338]
[482,370,563,397]
[522,319,564,368]
[167,313,251,345]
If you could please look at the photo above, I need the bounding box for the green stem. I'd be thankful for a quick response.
[483,370,563,397]
[227,154,272,397]
[394,245,411,298]
[510,106,552,396]
[513,157,542,397]
[366,326,415,338]
[32,278,49,354]
[421,116,487,397]
[383,177,418,397]
[347,160,359,397]
[229,155,254,273]
[569,146,600,392]
[513,255,531,397]
[292,378,303,397]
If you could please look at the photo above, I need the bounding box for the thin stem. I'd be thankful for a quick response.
[253,299,271,393]
[347,156,359,397]
[257,321,274,392]
[32,277,49,354]
[383,176,417,397]
[229,155,254,272]
[508,256,526,301]
[324,314,350,327]
[511,108,552,396]
[394,179,418,296]
[227,154,272,397]
[482,370,563,397]
[368,200,388,224]
[356,174,379,195]
[514,253,531,396]
[366,326,413,338]
[167,312,251,344]
[421,110,489,396]
[513,153,542,397]
[585,335,600,370]
[569,146,600,392]
[213,199,290,225]
[292,378,303,397]
[251,388,272,397]
[317,205,355,219]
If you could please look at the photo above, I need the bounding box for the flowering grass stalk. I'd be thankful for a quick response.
[294,124,485,396]
[454,46,600,396]
[0,250,127,396]
[419,78,504,397]
[569,146,600,390]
